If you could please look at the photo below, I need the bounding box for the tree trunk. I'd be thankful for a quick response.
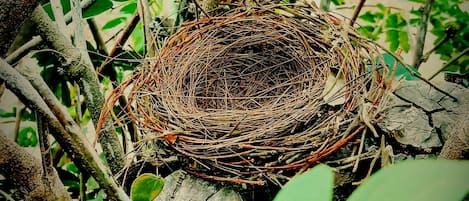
[0,129,71,201]
[0,0,38,57]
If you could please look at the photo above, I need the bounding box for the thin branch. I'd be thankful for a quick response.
[87,18,109,54]
[349,0,366,26]
[419,27,456,65]
[5,36,42,65]
[31,6,125,175]
[97,12,140,76]
[375,42,458,102]
[0,58,130,201]
[428,46,469,80]
[50,0,68,34]
[0,0,39,57]
[412,0,435,69]
[138,0,156,57]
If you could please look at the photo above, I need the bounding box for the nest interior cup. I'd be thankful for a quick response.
[121,5,387,184]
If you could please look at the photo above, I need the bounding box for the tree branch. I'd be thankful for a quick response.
[349,0,366,26]
[31,6,125,175]
[0,0,38,57]
[428,46,469,80]
[0,58,130,201]
[412,0,435,69]
[0,129,71,201]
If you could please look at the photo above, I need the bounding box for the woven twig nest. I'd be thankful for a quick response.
[107,5,388,185]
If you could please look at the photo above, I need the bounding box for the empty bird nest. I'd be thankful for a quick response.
[102,5,391,185]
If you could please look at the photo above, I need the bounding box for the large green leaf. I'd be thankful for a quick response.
[273,164,334,201]
[379,53,420,80]
[83,0,113,18]
[348,160,469,201]
[130,173,164,201]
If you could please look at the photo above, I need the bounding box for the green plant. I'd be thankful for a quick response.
[274,160,469,201]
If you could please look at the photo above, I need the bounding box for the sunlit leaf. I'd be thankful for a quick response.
[322,71,346,106]
[398,31,410,52]
[360,11,377,23]
[273,164,334,201]
[131,173,164,201]
[120,2,137,14]
[83,0,113,18]
[102,17,127,30]
[348,160,469,201]
[385,30,399,52]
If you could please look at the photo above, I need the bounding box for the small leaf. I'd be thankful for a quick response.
[359,11,377,23]
[120,2,137,14]
[83,0,113,18]
[274,164,334,201]
[385,30,399,52]
[17,127,38,147]
[0,107,16,118]
[398,31,410,52]
[102,17,127,30]
[347,160,469,201]
[131,173,164,201]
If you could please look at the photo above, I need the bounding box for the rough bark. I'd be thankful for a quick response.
[0,0,38,57]
[439,100,469,160]
[0,58,130,201]
[0,129,71,201]
[30,6,125,175]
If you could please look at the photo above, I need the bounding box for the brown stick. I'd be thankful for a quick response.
[349,0,366,26]
[97,12,140,75]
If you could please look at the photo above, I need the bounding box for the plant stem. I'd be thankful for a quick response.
[349,0,366,26]
[1,58,129,201]
[412,0,435,69]
[31,6,125,176]
[428,46,469,80]
[97,12,140,76]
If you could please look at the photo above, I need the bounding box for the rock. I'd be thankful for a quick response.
[378,80,469,149]
[155,170,243,201]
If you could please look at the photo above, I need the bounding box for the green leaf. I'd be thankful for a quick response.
[17,127,38,147]
[83,0,113,18]
[42,0,71,21]
[347,160,469,201]
[359,11,377,23]
[102,17,127,30]
[63,162,80,175]
[386,14,398,28]
[273,164,334,201]
[385,30,399,52]
[87,177,100,191]
[376,3,388,13]
[130,173,164,201]
[379,53,420,80]
[0,107,16,118]
[132,22,145,54]
[331,0,345,5]
[398,31,410,52]
[120,2,137,14]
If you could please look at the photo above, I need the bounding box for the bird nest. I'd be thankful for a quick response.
[104,5,389,185]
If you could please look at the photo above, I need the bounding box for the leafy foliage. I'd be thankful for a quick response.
[357,4,410,52]
[274,160,469,201]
